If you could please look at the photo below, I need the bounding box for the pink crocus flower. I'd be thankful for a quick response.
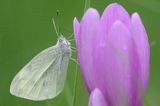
[73,3,150,106]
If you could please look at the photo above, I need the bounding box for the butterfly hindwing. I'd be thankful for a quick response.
[10,45,70,101]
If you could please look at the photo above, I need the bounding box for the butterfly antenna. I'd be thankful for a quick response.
[52,18,59,37]
[56,10,60,36]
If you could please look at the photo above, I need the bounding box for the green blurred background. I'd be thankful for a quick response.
[0,0,160,106]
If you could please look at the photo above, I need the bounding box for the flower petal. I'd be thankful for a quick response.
[89,88,108,106]
[101,3,132,35]
[76,8,100,92]
[93,21,136,105]
[108,20,143,106]
[131,13,150,90]
[73,17,80,45]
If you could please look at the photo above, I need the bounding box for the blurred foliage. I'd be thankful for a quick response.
[0,0,160,106]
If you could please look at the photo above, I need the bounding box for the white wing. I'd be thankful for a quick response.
[10,45,70,101]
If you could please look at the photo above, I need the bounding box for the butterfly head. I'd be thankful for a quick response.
[58,36,71,54]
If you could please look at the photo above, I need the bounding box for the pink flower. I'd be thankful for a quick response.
[73,3,150,106]
[89,88,108,106]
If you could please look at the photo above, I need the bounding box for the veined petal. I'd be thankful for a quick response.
[89,88,108,106]
[131,13,150,90]
[101,3,132,35]
[93,21,135,106]
[108,21,143,106]
[77,8,100,92]
[73,17,80,45]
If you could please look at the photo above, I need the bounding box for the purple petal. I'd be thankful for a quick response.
[73,4,149,106]
[93,21,136,105]
[75,8,100,92]
[101,3,132,35]
[89,88,108,106]
[73,17,80,45]
[131,13,150,90]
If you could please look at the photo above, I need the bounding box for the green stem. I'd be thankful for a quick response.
[84,0,91,12]
[65,83,72,106]
[46,100,51,106]
[72,64,79,106]
[72,1,91,106]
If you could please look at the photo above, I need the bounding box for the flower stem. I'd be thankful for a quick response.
[46,100,51,106]
[72,64,79,106]
[84,0,91,12]
[72,1,91,106]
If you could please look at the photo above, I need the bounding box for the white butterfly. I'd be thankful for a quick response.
[10,19,73,101]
